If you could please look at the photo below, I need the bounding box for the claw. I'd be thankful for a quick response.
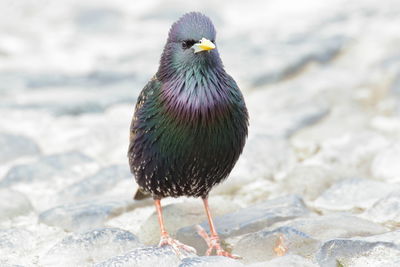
[196,225,241,259]
[159,233,197,258]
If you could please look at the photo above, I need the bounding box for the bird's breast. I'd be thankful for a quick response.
[160,81,231,125]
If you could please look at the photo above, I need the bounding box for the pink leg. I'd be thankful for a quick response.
[154,199,196,256]
[197,198,241,259]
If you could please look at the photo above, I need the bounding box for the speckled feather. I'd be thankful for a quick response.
[128,12,248,198]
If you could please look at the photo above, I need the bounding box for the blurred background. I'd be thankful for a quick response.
[1,0,400,266]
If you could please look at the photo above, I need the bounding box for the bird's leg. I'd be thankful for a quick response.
[154,199,197,256]
[197,198,241,259]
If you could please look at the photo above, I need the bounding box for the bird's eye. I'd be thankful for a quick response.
[182,40,196,49]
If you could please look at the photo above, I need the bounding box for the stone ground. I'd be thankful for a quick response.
[1,0,400,266]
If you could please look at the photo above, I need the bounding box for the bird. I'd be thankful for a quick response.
[128,12,248,258]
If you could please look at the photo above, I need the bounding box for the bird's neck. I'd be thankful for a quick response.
[158,65,232,125]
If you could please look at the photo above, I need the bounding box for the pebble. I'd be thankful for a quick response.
[281,165,341,201]
[94,246,186,267]
[316,238,400,267]
[0,133,40,164]
[179,256,244,267]
[278,214,387,241]
[0,189,33,221]
[234,226,319,264]
[361,192,400,226]
[39,199,146,232]
[57,164,132,203]
[371,143,400,183]
[0,151,95,186]
[41,228,142,266]
[247,255,317,267]
[314,178,400,211]
[0,228,34,260]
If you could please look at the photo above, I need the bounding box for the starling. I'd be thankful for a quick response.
[128,12,248,258]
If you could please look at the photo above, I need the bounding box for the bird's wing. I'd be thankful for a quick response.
[128,76,161,200]
[128,75,161,156]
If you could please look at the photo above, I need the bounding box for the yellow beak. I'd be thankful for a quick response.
[192,38,216,53]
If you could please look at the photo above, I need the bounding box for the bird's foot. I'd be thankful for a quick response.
[273,234,287,256]
[159,233,197,257]
[196,225,241,259]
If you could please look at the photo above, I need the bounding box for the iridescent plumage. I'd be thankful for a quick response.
[128,12,248,199]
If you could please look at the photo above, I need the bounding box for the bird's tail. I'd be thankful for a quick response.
[133,188,152,200]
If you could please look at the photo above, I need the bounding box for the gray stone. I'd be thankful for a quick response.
[0,151,94,186]
[94,246,188,267]
[248,35,349,87]
[177,195,310,254]
[311,132,390,178]
[0,263,25,267]
[371,143,400,183]
[246,88,329,138]
[281,165,341,201]
[316,238,400,267]
[179,256,244,267]
[247,255,317,267]
[39,199,148,232]
[0,133,40,163]
[41,228,142,266]
[314,178,399,212]
[360,230,400,245]
[212,136,295,201]
[0,189,33,221]
[234,226,320,264]
[139,197,239,245]
[234,136,296,181]
[0,228,34,259]
[58,164,132,203]
[361,192,400,226]
[278,215,387,241]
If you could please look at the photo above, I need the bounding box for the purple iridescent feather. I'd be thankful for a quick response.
[128,12,248,198]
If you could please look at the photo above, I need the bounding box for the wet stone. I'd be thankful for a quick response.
[0,228,34,259]
[232,136,296,181]
[360,230,400,245]
[0,151,94,186]
[39,199,143,232]
[0,133,40,164]
[316,238,400,267]
[371,143,400,183]
[278,215,387,241]
[177,195,310,254]
[361,192,400,226]
[212,136,295,200]
[234,226,320,264]
[313,132,390,177]
[314,178,400,212]
[281,165,341,201]
[40,228,142,266]
[0,263,25,267]
[94,246,188,267]
[57,164,132,203]
[0,189,33,221]
[179,256,244,267]
[247,255,318,267]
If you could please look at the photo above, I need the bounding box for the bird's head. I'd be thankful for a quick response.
[158,12,223,79]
